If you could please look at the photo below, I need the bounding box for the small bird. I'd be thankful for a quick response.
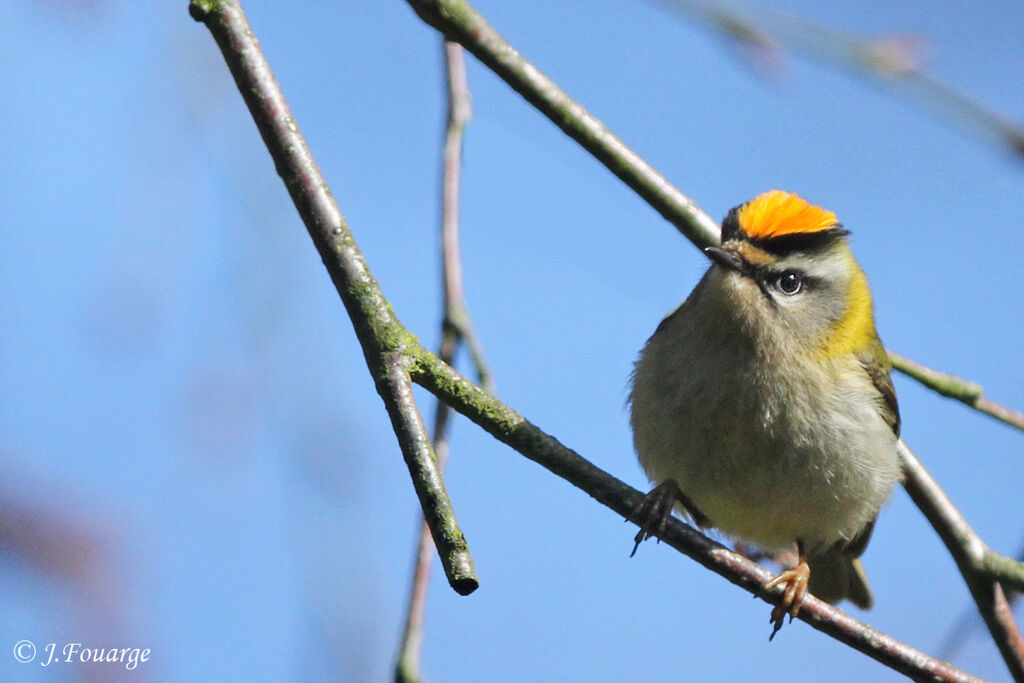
[629,190,902,636]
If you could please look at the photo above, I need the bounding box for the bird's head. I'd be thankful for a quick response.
[703,190,877,358]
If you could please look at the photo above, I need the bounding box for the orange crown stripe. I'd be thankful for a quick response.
[736,190,838,240]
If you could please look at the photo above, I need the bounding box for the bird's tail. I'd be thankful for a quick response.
[807,549,874,609]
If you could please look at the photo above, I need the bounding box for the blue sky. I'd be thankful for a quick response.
[1,0,1022,681]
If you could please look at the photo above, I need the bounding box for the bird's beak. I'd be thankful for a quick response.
[704,246,745,273]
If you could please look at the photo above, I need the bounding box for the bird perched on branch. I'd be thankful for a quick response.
[629,190,901,637]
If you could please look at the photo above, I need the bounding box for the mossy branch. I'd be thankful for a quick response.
[407,349,982,682]
[888,351,1024,433]
[189,0,477,598]
[396,40,487,683]
[404,0,722,253]
[899,442,1024,678]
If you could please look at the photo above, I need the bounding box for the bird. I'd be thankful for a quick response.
[628,190,902,637]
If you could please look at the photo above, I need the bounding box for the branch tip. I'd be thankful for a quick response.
[192,0,476,599]
[188,0,220,22]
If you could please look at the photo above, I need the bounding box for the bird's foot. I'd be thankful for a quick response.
[628,480,681,557]
[628,480,710,556]
[765,557,810,640]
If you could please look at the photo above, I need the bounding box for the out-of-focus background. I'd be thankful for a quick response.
[2,0,1022,681]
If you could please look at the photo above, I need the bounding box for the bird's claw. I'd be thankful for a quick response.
[627,480,682,557]
[765,560,811,640]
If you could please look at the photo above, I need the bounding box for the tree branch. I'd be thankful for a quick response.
[409,351,982,683]
[438,41,492,394]
[394,364,458,683]
[983,551,1024,594]
[898,442,1024,679]
[940,544,1024,662]
[404,0,722,253]
[653,0,1024,161]
[189,0,477,597]
[396,40,486,683]
[888,351,1024,433]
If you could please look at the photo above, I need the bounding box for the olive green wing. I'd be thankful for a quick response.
[859,337,901,437]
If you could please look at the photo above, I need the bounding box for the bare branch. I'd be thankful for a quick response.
[394,362,457,683]
[396,40,485,683]
[983,551,1024,594]
[382,351,478,595]
[654,0,1024,160]
[405,0,721,253]
[889,351,1024,433]
[899,441,1024,679]
[438,41,493,394]
[940,544,1024,662]
[189,0,477,597]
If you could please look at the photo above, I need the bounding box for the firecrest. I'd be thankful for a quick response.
[629,190,902,636]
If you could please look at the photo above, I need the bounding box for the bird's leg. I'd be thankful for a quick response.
[628,479,709,557]
[765,539,811,640]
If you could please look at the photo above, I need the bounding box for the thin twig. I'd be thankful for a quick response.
[394,337,457,683]
[940,544,1024,663]
[382,351,477,594]
[438,41,492,394]
[654,0,1024,160]
[889,351,1024,433]
[396,40,484,683]
[189,0,477,597]
[983,552,1024,594]
[899,441,1024,679]
[405,0,721,253]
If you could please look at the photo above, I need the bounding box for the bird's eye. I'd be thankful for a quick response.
[776,270,803,295]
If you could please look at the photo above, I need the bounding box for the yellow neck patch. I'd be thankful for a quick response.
[821,255,876,358]
[737,190,838,241]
